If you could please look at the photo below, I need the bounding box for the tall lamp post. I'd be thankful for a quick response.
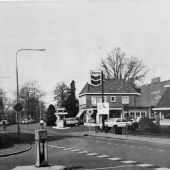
[16,48,45,141]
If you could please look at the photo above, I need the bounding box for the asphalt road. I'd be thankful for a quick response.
[0,124,170,170]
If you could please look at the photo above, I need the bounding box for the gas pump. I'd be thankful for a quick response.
[35,129,48,167]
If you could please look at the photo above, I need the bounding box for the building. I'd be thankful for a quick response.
[78,75,170,125]
[78,79,140,123]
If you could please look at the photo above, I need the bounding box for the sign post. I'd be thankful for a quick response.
[13,103,23,142]
[87,109,93,135]
[122,96,129,137]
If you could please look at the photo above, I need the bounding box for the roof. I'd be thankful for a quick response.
[155,87,170,108]
[79,79,138,96]
[136,80,170,107]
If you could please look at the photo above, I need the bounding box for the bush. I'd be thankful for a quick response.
[137,117,160,133]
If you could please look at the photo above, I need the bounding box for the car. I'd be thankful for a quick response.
[21,119,29,124]
[65,117,79,126]
[0,120,9,126]
[105,118,128,128]
[149,117,156,124]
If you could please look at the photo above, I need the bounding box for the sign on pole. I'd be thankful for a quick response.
[13,103,23,112]
[87,109,93,116]
[97,103,109,115]
[90,70,102,86]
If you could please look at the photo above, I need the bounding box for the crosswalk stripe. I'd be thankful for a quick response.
[137,164,153,167]
[87,153,98,156]
[97,155,109,158]
[108,158,122,161]
[121,160,136,164]
[154,168,170,170]
[78,151,89,154]
[70,149,80,152]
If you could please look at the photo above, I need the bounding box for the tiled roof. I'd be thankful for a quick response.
[155,87,170,108]
[79,79,138,95]
[136,80,170,107]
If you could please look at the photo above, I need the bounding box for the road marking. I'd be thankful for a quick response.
[57,146,65,149]
[121,160,136,164]
[130,146,134,148]
[63,148,71,150]
[108,157,122,161]
[48,145,59,148]
[154,168,170,170]
[87,153,98,156]
[159,149,164,152]
[97,155,109,158]
[83,165,133,170]
[78,151,89,154]
[70,149,80,152]
[137,163,153,167]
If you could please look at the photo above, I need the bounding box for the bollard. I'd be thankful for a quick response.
[35,129,48,167]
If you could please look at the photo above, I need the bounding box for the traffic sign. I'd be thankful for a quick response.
[13,103,23,112]
[87,109,93,116]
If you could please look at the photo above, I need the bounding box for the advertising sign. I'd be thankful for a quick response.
[97,103,109,115]
[90,70,102,86]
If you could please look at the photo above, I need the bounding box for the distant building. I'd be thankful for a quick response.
[77,75,170,125]
[77,79,140,123]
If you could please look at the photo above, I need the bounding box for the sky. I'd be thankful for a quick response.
[1,0,170,106]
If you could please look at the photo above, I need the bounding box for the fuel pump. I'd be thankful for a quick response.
[35,129,48,167]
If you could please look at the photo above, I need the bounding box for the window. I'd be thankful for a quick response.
[130,112,135,119]
[122,96,129,104]
[110,96,116,102]
[91,96,106,106]
[141,112,146,118]
[136,112,140,118]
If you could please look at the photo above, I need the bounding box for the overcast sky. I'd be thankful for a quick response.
[1,0,170,105]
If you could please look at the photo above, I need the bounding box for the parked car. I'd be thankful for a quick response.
[0,120,9,126]
[65,117,79,126]
[105,118,128,128]
[21,119,29,124]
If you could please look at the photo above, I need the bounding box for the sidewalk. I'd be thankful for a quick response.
[70,130,170,145]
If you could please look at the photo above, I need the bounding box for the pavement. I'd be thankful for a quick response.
[1,127,170,169]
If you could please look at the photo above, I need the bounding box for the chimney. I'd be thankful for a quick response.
[127,78,135,87]
[151,77,160,84]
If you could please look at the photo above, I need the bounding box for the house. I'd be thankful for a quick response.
[134,77,170,125]
[78,79,140,123]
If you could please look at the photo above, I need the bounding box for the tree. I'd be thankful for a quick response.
[19,81,46,120]
[54,82,69,107]
[65,81,79,117]
[46,104,56,126]
[100,47,148,83]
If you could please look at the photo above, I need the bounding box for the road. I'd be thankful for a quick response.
[0,124,170,170]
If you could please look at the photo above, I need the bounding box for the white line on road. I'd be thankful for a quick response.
[87,153,98,156]
[154,168,170,170]
[137,163,153,167]
[121,160,137,164]
[97,155,109,158]
[78,151,89,154]
[83,165,133,170]
[70,149,80,152]
[108,158,122,161]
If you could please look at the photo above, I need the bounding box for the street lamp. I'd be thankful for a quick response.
[16,48,45,141]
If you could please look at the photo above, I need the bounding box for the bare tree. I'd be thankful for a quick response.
[54,82,69,107]
[100,47,148,82]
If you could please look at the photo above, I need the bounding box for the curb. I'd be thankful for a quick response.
[0,143,32,157]
[84,133,170,145]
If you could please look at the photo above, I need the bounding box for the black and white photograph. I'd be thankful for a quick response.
[1,0,170,170]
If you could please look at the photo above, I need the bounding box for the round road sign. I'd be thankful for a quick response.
[13,103,23,112]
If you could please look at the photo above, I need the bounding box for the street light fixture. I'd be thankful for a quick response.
[16,48,45,142]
